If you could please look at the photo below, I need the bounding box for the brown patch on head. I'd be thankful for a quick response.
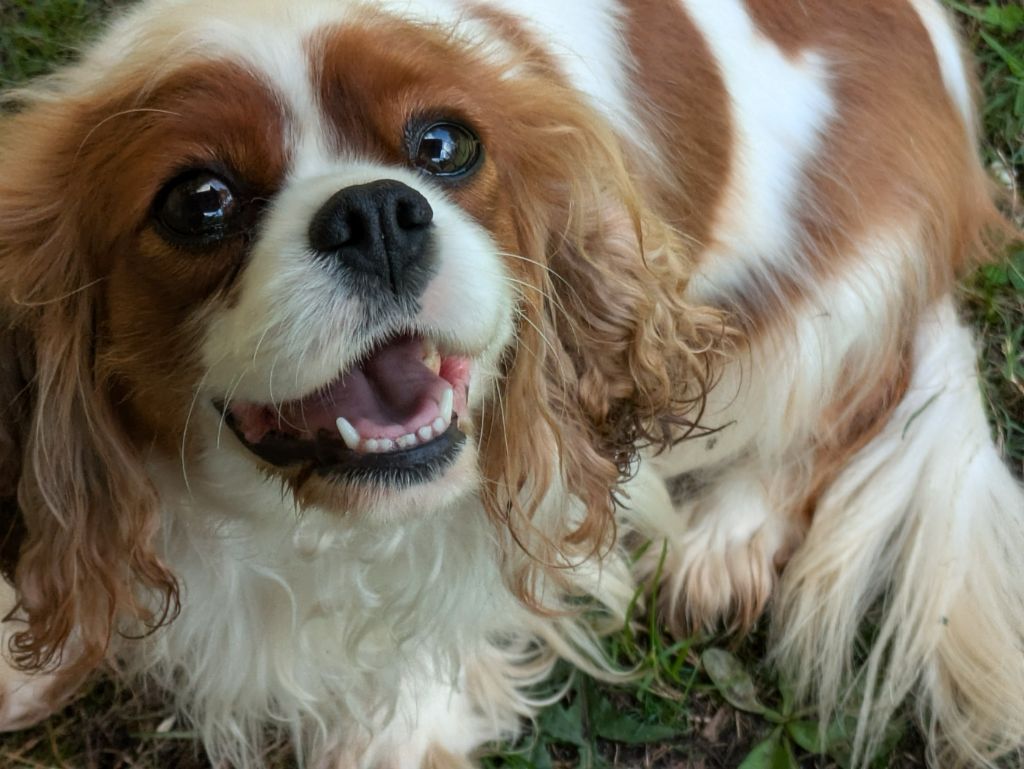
[4,59,289,456]
[0,60,288,682]
[77,62,290,454]
[620,0,733,248]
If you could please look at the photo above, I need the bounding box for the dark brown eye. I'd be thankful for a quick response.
[154,170,239,246]
[412,122,482,178]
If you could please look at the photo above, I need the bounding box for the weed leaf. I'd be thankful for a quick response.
[536,701,586,747]
[590,698,684,743]
[529,739,555,769]
[787,720,825,754]
[738,729,799,769]
[702,648,771,716]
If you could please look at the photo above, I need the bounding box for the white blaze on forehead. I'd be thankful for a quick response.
[680,0,835,299]
[78,0,347,86]
[114,0,519,179]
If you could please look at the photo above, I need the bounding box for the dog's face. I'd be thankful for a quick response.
[97,19,527,521]
[0,0,717,678]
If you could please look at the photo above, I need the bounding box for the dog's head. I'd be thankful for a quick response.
[0,0,719,676]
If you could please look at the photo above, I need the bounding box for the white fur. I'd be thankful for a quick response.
[477,0,639,136]
[140,454,523,767]
[656,227,919,479]
[638,225,923,633]
[680,0,835,296]
[132,435,635,768]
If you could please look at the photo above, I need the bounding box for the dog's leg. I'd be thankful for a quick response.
[629,460,804,635]
[772,297,1024,766]
[630,297,1024,764]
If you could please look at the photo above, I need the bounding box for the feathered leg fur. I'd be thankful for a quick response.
[632,297,1024,767]
[773,299,1024,767]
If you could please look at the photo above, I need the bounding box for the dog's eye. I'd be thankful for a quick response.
[154,171,239,245]
[412,122,482,178]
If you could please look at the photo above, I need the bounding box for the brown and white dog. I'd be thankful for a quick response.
[0,0,1021,767]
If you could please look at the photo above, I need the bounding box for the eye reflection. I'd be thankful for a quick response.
[154,170,239,246]
[412,122,482,178]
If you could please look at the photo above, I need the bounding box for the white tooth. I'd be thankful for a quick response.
[336,417,361,451]
[398,433,418,449]
[379,439,396,453]
[418,425,434,442]
[365,439,381,453]
[440,386,454,419]
[432,417,446,434]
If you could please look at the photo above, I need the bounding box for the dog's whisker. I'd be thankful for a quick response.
[216,370,248,450]
[181,362,220,496]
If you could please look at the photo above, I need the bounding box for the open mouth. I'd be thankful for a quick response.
[219,335,471,486]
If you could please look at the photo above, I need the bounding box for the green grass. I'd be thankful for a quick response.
[954,1,1024,475]
[0,2,1021,768]
[0,1,121,86]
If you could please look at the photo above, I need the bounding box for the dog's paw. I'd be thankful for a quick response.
[637,473,799,636]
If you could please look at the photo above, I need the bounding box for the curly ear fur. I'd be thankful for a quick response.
[477,70,726,603]
[0,103,177,684]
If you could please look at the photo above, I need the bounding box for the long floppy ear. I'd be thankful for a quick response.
[478,74,726,602]
[0,102,177,683]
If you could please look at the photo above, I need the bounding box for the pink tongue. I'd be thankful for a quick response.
[236,338,450,443]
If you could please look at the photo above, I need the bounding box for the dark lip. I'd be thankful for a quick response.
[217,402,467,487]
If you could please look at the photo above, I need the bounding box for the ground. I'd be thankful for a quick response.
[0,1,1021,767]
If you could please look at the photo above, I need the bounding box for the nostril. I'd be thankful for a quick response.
[395,196,433,230]
[309,205,368,253]
[325,217,352,249]
[340,211,367,247]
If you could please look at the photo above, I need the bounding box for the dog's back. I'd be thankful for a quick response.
[597,1,1024,766]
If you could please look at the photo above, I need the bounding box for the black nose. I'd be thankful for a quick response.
[308,180,436,296]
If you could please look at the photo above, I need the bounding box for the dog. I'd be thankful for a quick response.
[0,0,1021,767]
